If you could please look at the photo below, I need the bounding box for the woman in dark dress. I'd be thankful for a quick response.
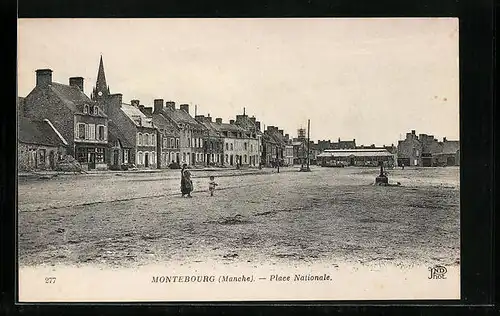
[180,164,189,197]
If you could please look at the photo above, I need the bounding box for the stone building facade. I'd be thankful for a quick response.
[18,117,68,171]
[397,130,459,167]
[23,69,109,170]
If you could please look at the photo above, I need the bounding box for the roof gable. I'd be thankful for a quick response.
[18,117,65,147]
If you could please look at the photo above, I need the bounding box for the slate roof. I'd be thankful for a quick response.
[107,121,134,148]
[151,113,180,137]
[318,148,393,158]
[121,103,154,128]
[18,116,65,147]
[17,97,25,117]
[49,82,107,117]
[162,107,204,130]
[441,140,460,154]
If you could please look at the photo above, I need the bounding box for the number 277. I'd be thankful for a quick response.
[45,277,56,284]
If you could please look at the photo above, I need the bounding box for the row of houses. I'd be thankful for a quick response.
[17,57,459,172]
[17,57,300,171]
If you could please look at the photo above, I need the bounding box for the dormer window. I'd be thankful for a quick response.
[83,104,89,114]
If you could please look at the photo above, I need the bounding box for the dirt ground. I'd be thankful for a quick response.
[18,166,460,269]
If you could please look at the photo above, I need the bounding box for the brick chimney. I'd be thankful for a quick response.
[216,118,222,124]
[154,99,164,114]
[278,129,284,136]
[110,93,123,108]
[165,101,175,110]
[69,77,84,92]
[250,116,256,124]
[255,121,261,131]
[443,137,447,142]
[229,119,235,124]
[36,69,53,88]
[411,130,416,135]
[180,104,189,113]
[195,115,205,121]
[131,100,140,107]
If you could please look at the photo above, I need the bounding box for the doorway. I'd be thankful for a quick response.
[49,151,55,169]
[89,152,96,169]
[192,153,196,165]
[113,149,120,166]
[145,153,149,167]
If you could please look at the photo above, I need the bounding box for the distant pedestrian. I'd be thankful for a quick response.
[184,170,193,198]
[208,176,218,197]
[180,163,190,197]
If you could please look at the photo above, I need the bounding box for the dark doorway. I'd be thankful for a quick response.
[49,151,55,169]
[113,150,119,166]
[230,155,234,166]
[145,153,149,167]
[89,153,96,169]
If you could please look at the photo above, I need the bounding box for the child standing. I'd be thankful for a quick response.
[208,176,218,197]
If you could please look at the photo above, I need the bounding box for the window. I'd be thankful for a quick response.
[226,143,229,150]
[38,149,46,166]
[151,152,155,164]
[124,150,129,164]
[230,143,233,151]
[170,138,174,148]
[138,152,143,165]
[244,155,247,163]
[78,123,85,139]
[83,104,89,114]
[144,133,149,146]
[88,124,95,140]
[250,144,253,152]
[225,154,229,163]
[96,148,105,163]
[138,133,142,146]
[176,138,180,148]
[94,106,99,115]
[98,125,105,140]
[244,142,248,150]
[200,138,203,148]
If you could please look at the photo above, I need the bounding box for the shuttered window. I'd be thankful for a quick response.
[89,124,96,140]
[78,123,85,139]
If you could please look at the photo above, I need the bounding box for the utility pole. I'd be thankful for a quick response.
[307,119,311,171]
[276,146,280,173]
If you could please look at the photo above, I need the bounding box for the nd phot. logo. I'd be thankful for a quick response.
[428,265,447,279]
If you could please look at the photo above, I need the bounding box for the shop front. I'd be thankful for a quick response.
[75,145,108,170]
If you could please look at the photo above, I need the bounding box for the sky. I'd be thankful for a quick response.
[18,18,459,145]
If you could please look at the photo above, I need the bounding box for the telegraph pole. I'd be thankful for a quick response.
[307,119,311,171]
[276,146,280,173]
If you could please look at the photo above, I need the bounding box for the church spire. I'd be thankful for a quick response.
[92,55,109,101]
[96,55,107,90]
